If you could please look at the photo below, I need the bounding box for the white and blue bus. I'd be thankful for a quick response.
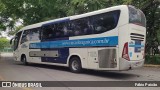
[11,5,146,73]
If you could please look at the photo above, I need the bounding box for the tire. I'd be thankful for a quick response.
[22,55,28,65]
[69,57,82,73]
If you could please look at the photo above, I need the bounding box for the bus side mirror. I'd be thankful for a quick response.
[10,38,14,45]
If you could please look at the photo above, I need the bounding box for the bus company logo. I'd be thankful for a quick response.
[2,82,11,87]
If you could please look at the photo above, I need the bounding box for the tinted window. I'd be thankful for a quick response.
[64,21,74,36]
[42,23,66,40]
[90,10,120,34]
[128,6,146,27]
[42,22,75,40]
[21,30,30,44]
[30,28,41,41]
[73,18,92,36]
[57,23,67,37]
[69,10,120,36]
[42,25,53,40]
[14,31,22,50]
[21,28,40,44]
[41,10,120,40]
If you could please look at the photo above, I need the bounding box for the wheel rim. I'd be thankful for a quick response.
[71,60,79,71]
[23,57,26,63]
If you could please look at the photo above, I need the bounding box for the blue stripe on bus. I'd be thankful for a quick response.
[29,36,118,49]
[129,45,144,47]
[42,18,70,26]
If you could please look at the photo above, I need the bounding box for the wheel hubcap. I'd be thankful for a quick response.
[23,57,26,63]
[72,60,79,70]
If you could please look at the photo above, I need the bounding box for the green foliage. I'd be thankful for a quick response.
[145,55,160,64]
[141,0,160,55]
[0,37,10,50]
[0,24,6,31]
[8,25,23,35]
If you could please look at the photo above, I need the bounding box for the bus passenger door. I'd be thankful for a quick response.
[87,48,98,69]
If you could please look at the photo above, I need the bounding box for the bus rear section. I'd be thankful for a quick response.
[119,6,146,70]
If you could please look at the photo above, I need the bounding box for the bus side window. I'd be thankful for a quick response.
[91,10,120,34]
[62,21,75,37]
[81,18,92,35]
[74,21,82,36]
[63,26,69,37]
[72,18,91,36]
[29,28,40,41]
[91,14,107,34]
[42,25,55,40]
[21,30,29,44]
[55,23,65,38]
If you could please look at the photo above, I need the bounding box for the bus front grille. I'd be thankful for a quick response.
[98,49,117,68]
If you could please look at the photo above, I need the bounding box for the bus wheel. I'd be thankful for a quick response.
[69,57,82,73]
[21,55,28,65]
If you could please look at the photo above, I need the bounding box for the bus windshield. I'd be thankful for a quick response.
[13,31,22,51]
[128,6,146,27]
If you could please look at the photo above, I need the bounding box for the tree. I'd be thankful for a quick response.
[0,0,7,31]
[0,37,10,50]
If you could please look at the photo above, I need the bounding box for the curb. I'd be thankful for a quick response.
[144,64,160,67]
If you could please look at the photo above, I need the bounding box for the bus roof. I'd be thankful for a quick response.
[19,5,127,32]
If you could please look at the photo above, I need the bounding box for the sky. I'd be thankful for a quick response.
[0,19,23,40]
[0,30,13,40]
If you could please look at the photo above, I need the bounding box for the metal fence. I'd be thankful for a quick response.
[0,48,13,53]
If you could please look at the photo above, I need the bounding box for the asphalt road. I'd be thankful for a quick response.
[0,53,159,90]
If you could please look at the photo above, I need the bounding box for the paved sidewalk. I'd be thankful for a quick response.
[0,52,13,57]
[144,64,160,67]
